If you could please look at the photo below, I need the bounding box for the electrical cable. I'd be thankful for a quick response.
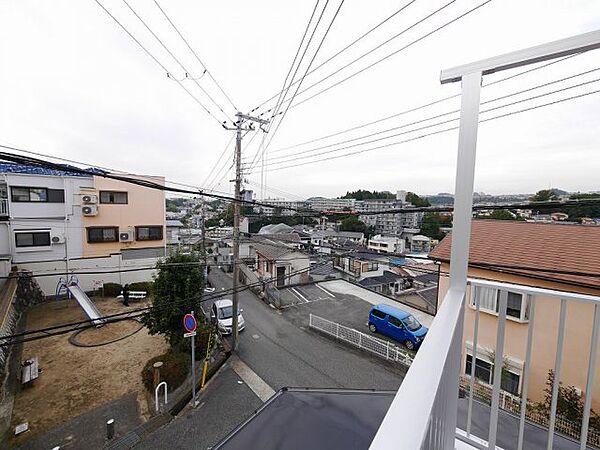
[259,69,600,166]
[253,82,600,173]
[279,0,492,113]
[265,53,581,156]
[94,0,226,128]
[245,0,322,171]
[201,135,235,188]
[254,0,346,171]
[153,0,238,112]
[121,0,232,122]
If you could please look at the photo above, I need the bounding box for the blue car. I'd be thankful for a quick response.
[368,303,428,350]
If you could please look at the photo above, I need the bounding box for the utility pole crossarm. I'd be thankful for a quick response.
[236,112,270,126]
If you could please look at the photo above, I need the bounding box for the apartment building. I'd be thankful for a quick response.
[306,197,355,212]
[0,163,166,294]
[430,220,600,408]
[257,199,308,216]
[367,234,405,254]
[356,192,423,237]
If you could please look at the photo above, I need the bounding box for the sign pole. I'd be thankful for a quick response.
[183,312,198,407]
[191,310,196,407]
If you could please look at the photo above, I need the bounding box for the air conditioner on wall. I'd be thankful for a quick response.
[51,235,65,244]
[82,205,98,216]
[119,230,134,242]
[82,194,98,204]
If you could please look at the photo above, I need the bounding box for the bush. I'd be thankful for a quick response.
[142,352,189,392]
[103,282,122,297]
[128,281,153,293]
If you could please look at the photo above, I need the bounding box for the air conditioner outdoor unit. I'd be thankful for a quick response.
[82,194,98,204]
[82,205,98,216]
[51,235,65,244]
[119,230,134,242]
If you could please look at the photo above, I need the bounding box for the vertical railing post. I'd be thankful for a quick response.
[548,299,567,450]
[580,304,600,450]
[467,289,481,436]
[518,297,536,450]
[489,289,508,449]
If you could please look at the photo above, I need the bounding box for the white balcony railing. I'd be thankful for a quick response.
[371,29,600,450]
[371,279,600,450]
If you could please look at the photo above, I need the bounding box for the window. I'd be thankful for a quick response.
[465,354,521,395]
[11,187,64,203]
[100,191,128,204]
[389,316,403,328]
[136,226,163,241]
[471,286,529,321]
[371,309,386,319]
[15,231,51,248]
[362,261,379,272]
[87,227,118,243]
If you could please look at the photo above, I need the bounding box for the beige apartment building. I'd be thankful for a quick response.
[81,175,166,258]
[430,220,600,409]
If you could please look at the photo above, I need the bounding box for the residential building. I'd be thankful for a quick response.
[410,235,431,253]
[306,197,355,212]
[430,220,600,409]
[0,163,166,294]
[358,270,409,296]
[333,252,385,280]
[356,191,423,237]
[252,238,309,287]
[256,199,308,216]
[166,219,183,246]
[367,234,405,254]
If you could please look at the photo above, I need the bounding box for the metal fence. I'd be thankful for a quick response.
[308,314,413,367]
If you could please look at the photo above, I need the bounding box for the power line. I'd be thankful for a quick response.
[245,0,322,172]
[265,53,581,155]
[253,81,600,173]
[94,0,227,128]
[121,0,232,122]
[250,0,418,114]
[255,0,346,170]
[279,0,493,113]
[257,68,600,166]
[202,135,235,188]
[152,0,238,112]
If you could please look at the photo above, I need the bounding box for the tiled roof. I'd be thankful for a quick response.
[0,162,100,177]
[429,220,600,288]
[253,240,307,261]
[359,271,404,287]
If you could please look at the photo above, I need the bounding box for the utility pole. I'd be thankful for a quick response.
[226,112,268,351]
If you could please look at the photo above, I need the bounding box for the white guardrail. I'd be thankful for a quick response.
[308,314,413,367]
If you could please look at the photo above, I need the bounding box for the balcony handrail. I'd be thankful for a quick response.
[369,288,465,449]
[468,277,600,305]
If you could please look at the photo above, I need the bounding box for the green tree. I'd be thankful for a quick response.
[339,216,368,233]
[340,189,395,200]
[486,209,516,220]
[530,189,559,202]
[420,212,446,241]
[406,192,430,207]
[141,252,206,349]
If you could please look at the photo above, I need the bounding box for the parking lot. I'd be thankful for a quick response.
[279,279,434,350]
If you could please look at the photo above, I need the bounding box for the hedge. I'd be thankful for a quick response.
[103,282,122,297]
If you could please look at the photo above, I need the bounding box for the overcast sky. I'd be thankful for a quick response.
[1,0,599,200]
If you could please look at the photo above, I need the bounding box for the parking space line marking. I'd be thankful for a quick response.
[315,284,335,298]
[229,355,275,402]
[291,287,309,303]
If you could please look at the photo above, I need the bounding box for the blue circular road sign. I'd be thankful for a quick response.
[183,313,197,333]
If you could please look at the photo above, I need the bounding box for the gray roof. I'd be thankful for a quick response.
[359,271,405,287]
[0,162,98,177]
[166,219,184,227]
[253,233,300,244]
[253,241,307,261]
[258,223,295,235]
[413,272,438,284]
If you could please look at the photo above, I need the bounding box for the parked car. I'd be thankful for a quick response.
[211,299,245,335]
[204,287,216,294]
[368,303,427,350]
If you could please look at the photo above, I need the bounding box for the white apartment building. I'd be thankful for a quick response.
[357,192,423,237]
[367,234,405,254]
[307,197,355,212]
[257,199,308,216]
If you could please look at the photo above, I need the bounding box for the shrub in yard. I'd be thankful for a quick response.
[103,282,122,297]
[128,281,153,293]
[142,352,189,392]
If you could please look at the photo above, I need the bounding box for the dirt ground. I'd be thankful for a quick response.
[9,296,169,445]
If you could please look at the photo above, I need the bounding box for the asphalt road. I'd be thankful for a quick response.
[208,268,406,391]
